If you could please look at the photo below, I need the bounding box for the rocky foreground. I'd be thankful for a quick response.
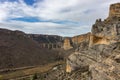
[66,3,120,80]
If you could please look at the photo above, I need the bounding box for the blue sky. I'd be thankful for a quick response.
[0,0,119,36]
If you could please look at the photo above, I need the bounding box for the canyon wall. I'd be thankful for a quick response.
[28,34,64,49]
[63,33,91,50]
[63,38,73,50]
[66,3,120,80]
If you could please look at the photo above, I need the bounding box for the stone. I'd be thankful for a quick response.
[63,33,91,50]
[66,3,120,80]
[63,38,73,50]
[109,3,120,18]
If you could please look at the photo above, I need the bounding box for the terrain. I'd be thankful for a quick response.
[0,28,64,70]
[0,2,120,80]
[29,3,120,80]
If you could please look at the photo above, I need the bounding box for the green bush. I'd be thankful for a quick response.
[30,73,38,80]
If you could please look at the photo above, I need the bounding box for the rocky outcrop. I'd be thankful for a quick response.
[66,3,120,80]
[63,38,73,50]
[63,33,91,50]
[91,18,120,45]
[109,3,120,18]
[72,33,91,47]
[90,3,120,47]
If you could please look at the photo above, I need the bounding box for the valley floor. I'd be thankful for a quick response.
[0,61,65,80]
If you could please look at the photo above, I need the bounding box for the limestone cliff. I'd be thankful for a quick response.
[28,34,63,49]
[63,38,73,50]
[72,33,91,47]
[63,33,91,50]
[89,3,120,47]
[66,3,120,80]
[109,3,120,17]
[64,3,120,48]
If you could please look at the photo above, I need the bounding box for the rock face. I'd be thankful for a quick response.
[28,34,63,49]
[66,3,120,80]
[63,33,91,50]
[90,3,120,47]
[63,38,73,50]
[72,33,91,47]
[109,3,120,17]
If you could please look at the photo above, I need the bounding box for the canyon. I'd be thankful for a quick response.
[0,2,120,80]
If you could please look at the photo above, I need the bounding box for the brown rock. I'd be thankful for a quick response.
[72,32,90,46]
[109,3,120,18]
[63,33,91,50]
[63,38,73,50]
[66,3,120,80]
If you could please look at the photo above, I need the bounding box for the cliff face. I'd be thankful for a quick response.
[90,17,120,46]
[72,33,90,44]
[66,3,120,80]
[72,33,91,47]
[63,38,73,50]
[109,3,120,17]
[63,33,91,50]
[89,3,120,46]
[28,34,63,49]
[90,3,120,47]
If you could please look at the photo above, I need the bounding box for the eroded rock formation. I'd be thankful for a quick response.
[63,33,91,50]
[109,3,120,17]
[63,38,73,50]
[66,3,120,80]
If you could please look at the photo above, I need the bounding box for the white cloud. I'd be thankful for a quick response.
[1,21,84,36]
[0,0,120,36]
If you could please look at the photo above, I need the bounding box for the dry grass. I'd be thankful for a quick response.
[0,61,65,80]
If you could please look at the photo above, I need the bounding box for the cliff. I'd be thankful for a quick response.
[63,38,73,50]
[63,33,91,50]
[28,34,63,49]
[66,3,120,80]
[0,3,120,80]
[109,3,120,18]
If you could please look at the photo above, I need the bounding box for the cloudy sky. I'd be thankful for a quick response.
[0,0,119,36]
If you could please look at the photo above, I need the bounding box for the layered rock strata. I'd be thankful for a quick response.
[66,3,120,80]
[63,33,91,50]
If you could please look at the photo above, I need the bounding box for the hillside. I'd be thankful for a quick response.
[0,28,62,70]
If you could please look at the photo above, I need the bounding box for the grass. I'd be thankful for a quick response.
[0,61,65,80]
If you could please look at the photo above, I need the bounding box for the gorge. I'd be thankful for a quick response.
[0,2,120,80]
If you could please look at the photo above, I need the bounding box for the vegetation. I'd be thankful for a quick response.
[0,61,64,80]
[30,73,38,80]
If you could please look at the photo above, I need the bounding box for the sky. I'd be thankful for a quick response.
[0,0,119,36]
